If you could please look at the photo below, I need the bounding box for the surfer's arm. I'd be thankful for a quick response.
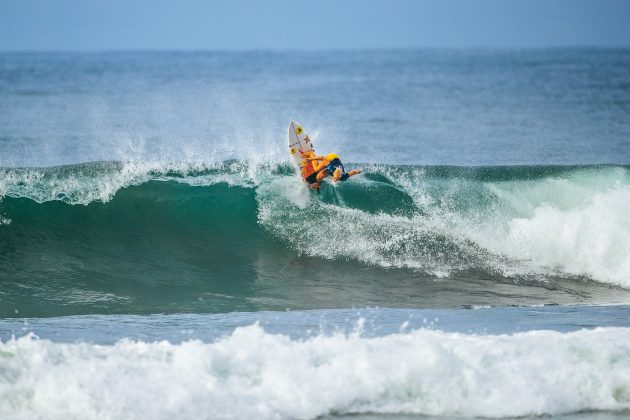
[347,169,362,177]
[304,155,325,162]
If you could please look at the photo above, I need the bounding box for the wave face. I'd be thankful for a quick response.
[1,325,630,419]
[1,162,630,316]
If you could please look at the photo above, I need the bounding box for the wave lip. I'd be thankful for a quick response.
[1,325,630,419]
[0,160,272,205]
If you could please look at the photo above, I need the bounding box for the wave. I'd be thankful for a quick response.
[1,161,629,316]
[1,325,630,419]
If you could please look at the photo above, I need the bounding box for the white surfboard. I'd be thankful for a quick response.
[287,120,316,182]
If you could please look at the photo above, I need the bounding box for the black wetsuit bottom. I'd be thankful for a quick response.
[305,172,318,185]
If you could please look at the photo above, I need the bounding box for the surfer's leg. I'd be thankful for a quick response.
[316,170,329,182]
[312,157,331,173]
[312,161,325,172]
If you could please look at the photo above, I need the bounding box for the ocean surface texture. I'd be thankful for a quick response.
[1,49,630,419]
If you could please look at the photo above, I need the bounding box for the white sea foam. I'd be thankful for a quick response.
[0,161,154,204]
[469,184,630,286]
[257,169,474,275]
[1,326,630,419]
[0,160,271,205]
[449,167,630,286]
[259,165,630,287]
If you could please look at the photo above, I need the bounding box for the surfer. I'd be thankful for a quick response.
[303,153,362,189]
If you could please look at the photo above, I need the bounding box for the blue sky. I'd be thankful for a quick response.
[1,0,629,51]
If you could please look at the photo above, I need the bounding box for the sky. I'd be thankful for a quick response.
[1,0,629,51]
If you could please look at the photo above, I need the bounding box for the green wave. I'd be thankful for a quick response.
[1,162,629,317]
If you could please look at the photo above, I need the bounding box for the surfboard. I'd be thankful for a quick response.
[288,120,317,183]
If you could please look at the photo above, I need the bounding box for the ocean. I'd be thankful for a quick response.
[1,49,630,419]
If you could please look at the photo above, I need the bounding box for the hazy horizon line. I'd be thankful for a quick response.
[2,45,629,54]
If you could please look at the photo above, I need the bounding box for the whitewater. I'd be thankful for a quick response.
[1,49,630,419]
[2,306,630,420]
[2,326,630,419]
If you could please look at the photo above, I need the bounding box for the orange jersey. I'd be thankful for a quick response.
[301,161,316,179]
[299,150,317,180]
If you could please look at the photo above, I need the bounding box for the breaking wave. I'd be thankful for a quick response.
[1,161,629,315]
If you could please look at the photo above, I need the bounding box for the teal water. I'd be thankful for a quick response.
[1,49,630,419]
[1,162,629,317]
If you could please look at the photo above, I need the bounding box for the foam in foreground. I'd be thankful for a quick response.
[1,325,630,419]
